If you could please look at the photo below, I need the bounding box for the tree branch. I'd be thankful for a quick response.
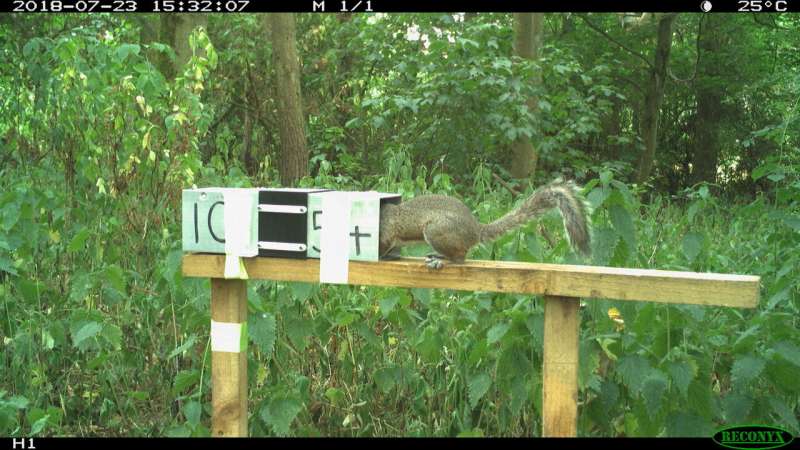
[577,14,654,70]
[614,73,645,94]
[669,15,703,84]
[751,12,792,30]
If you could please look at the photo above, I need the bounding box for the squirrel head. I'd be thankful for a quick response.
[379,203,398,257]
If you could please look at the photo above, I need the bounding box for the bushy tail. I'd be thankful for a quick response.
[479,179,592,257]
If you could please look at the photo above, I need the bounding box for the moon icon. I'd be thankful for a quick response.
[700,1,713,11]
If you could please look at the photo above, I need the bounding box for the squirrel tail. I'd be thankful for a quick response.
[479,179,592,257]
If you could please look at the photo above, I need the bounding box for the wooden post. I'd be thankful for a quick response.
[210,279,248,437]
[542,295,580,437]
[182,255,760,437]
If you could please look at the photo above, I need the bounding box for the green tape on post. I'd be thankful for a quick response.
[239,321,248,353]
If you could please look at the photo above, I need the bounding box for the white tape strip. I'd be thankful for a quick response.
[223,189,258,257]
[319,191,351,284]
[222,189,257,279]
[224,255,249,279]
[210,320,243,353]
[258,241,308,252]
[258,204,307,214]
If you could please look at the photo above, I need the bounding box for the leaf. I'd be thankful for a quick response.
[354,322,380,347]
[722,393,752,424]
[167,334,198,359]
[416,327,442,364]
[579,340,601,391]
[72,322,102,348]
[767,172,785,182]
[783,215,800,232]
[325,387,345,406]
[609,204,636,252]
[68,228,91,253]
[8,395,29,409]
[172,370,200,395]
[667,360,695,397]
[773,341,800,366]
[287,282,314,302]
[285,317,313,352]
[104,265,126,292]
[768,397,800,435]
[101,324,122,350]
[751,162,777,181]
[486,322,510,345]
[374,366,399,393]
[467,372,492,409]
[592,227,618,266]
[766,359,800,393]
[411,288,432,307]
[16,278,43,303]
[766,287,790,310]
[22,38,42,58]
[687,379,713,419]
[183,401,201,427]
[687,201,701,223]
[666,412,713,437]
[599,379,620,412]
[1,203,20,231]
[87,353,109,370]
[164,424,191,437]
[616,355,651,395]
[468,339,488,365]
[115,43,141,62]
[497,345,530,384]
[334,311,357,327]
[379,295,399,317]
[260,396,303,436]
[249,313,276,358]
[681,232,704,263]
[509,376,528,416]
[587,186,610,209]
[457,428,485,437]
[30,414,49,435]
[0,256,18,276]
[731,355,765,386]
[641,371,668,418]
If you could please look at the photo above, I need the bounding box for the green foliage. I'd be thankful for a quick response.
[1,12,798,438]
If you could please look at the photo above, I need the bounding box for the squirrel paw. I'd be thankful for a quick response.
[425,254,446,270]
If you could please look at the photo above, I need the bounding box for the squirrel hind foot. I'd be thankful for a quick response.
[424,254,466,270]
[424,255,446,270]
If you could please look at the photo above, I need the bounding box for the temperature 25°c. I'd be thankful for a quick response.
[738,0,789,11]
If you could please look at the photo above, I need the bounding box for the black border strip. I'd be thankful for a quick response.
[3,0,798,13]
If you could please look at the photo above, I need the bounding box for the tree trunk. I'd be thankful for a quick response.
[137,15,172,78]
[690,15,724,185]
[510,13,544,179]
[602,98,622,160]
[153,14,207,80]
[174,14,208,70]
[268,13,309,186]
[635,14,677,184]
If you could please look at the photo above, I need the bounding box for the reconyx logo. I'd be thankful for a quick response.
[713,425,795,450]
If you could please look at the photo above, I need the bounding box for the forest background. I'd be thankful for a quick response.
[0,12,798,437]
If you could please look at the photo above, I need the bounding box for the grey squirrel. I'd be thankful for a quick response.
[378,179,591,269]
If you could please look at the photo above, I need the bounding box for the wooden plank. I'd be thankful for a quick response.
[210,279,248,437]
[183,254,759,308]
[542,295,580,437]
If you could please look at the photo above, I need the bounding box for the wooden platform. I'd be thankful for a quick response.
[182,254,760,308]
